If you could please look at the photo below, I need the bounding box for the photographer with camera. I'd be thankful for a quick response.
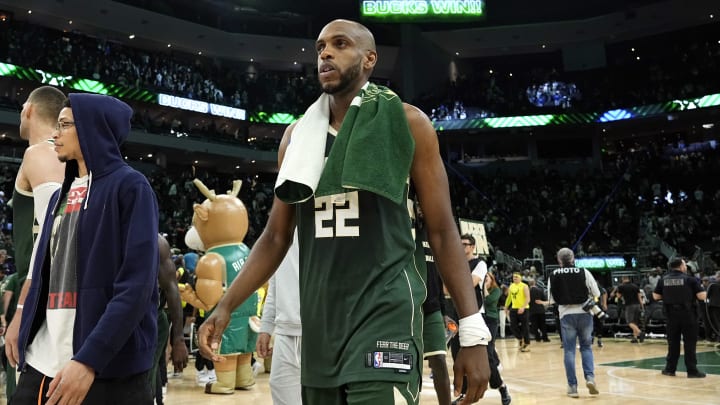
[547,248,601,398]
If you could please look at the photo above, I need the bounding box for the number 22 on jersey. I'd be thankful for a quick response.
[314,192,359,238]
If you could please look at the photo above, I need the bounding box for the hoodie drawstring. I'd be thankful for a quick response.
[84,171,93,209]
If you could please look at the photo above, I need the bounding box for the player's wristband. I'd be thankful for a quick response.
[459,312,491,347]
[16,304,23,310]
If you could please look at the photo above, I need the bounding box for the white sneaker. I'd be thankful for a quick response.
[196,378,209,387]
[252,362,265,377]
[196,369,208,387]
[206,369,217,383]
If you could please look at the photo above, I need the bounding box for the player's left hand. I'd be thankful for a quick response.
[171,339,189,372]
[453,345,490,404]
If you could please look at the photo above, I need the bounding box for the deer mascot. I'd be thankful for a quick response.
[179,179,257,394]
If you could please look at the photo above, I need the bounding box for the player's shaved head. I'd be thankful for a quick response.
[320,19,376,53]
[20,85,66,141]
[316,19,378,92]
[26,86,66,126]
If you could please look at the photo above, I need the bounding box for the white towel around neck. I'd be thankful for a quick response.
[274,83,367,203]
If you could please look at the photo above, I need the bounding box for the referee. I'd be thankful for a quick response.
[652,257,707,378]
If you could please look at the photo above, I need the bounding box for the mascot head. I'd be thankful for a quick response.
[191,179,249,249]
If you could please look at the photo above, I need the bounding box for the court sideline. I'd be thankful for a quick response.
[121,336,719,404]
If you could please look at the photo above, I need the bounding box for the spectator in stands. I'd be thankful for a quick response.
[647,267,663,290]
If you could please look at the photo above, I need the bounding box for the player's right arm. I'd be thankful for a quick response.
[5,279,31,367]
[199,123,297,361]
[22,142,64,224]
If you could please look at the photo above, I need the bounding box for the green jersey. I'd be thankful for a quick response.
[296,135,426,388]
[207,243,257,355]
[12,187,36,282]
[3,273,19,323]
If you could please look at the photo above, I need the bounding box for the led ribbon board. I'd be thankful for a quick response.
[3,61,720,127]
[158,94,247,120]
[248,112,298,124]
[361,0,484,22]
[433,94,720,131]
[0,62,246,120]
[0,62,154,102]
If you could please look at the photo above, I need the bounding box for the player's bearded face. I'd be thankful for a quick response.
[320,60,362,95]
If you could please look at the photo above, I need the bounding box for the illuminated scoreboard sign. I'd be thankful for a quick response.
[574,256,636,270]
[158,94,246,120]
[360,0,485,22]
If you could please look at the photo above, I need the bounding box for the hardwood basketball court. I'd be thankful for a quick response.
[1,336,716,404]
[153,336,720,404]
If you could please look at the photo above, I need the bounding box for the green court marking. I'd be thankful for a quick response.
[601,350,720,375]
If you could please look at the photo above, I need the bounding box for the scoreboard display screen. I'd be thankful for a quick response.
[360,0,485,22]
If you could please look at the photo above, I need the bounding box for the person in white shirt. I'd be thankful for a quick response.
[256,232,301,405]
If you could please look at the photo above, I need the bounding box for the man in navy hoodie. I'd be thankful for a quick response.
[9,93,159,405]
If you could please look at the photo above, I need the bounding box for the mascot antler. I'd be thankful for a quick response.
[230,180,242,197]
[193,178,216,201]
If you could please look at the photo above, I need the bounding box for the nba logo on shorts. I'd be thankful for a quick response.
[373,352,383,368]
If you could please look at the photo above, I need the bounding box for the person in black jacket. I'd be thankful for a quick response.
[653,257,707,378]
[528,279,550,342]
[414,206,452,405]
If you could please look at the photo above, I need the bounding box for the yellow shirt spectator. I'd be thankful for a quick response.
[505,274,530,309]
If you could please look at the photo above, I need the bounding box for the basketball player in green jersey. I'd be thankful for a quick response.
[4,86,66,398]
[199,20,490,405]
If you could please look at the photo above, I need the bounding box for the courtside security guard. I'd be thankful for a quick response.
[652,257,707,378]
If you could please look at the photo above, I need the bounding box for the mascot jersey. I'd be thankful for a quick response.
[208,243,258,355]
